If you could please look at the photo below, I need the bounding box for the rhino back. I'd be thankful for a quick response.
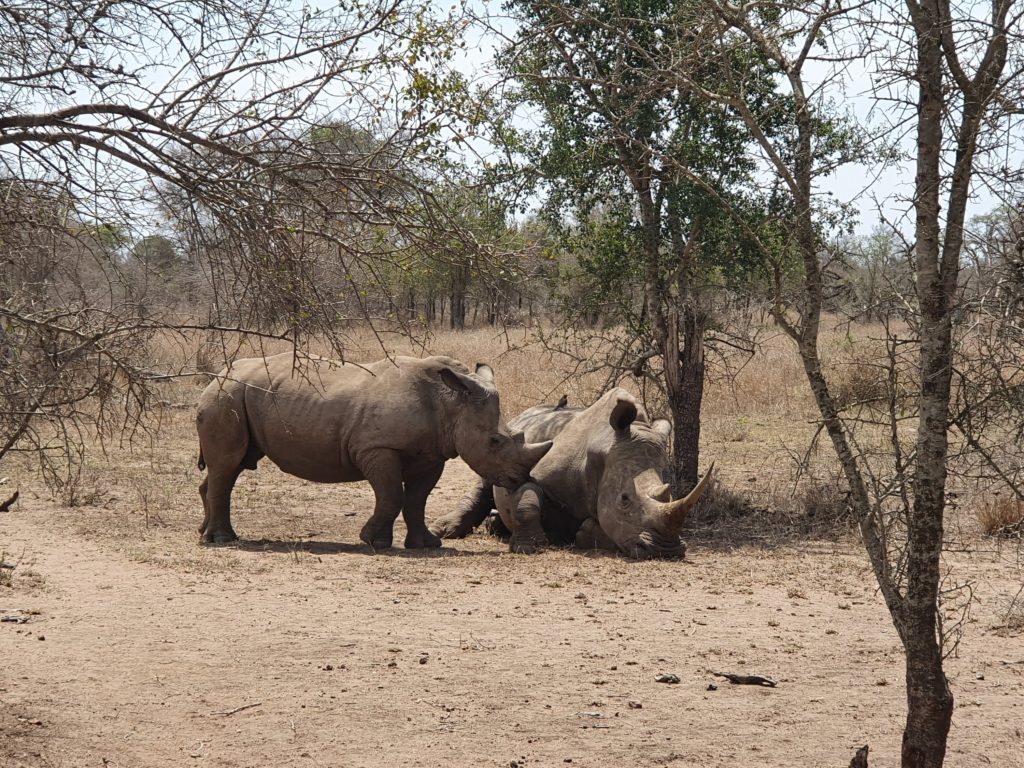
[233,353,449,482]
[523,389,643,520]
[511,405,583,443]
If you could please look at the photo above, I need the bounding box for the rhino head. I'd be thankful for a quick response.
[594,398,713,560]
[440,363,552,489]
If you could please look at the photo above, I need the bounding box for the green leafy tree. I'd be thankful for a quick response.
[494,0,786,489]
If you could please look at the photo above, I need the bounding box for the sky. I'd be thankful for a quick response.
[453,2,1020,239]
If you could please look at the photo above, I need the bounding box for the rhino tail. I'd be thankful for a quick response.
[197,445,206,471]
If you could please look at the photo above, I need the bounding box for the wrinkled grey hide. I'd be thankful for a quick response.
[429,389,713,559]
[196,353,552,548]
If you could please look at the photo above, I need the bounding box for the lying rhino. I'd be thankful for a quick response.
[196,353,552,548]
[429,389,713,559]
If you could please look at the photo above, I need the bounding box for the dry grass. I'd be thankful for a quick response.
[688,467,854,544]
[976,496,1024,538]
[0,547,44,591]
[990,584,1024,636]
[27,314,946,543]
[147,325,612,417]
[821,332,892,411]
[148,315,895,419]
[707,329,813,419]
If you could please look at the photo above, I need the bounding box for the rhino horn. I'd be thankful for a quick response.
[524,439,553,465]
[647,483,672,503]
[660,462,715,530]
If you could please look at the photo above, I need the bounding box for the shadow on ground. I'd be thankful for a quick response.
[224,538,506,558]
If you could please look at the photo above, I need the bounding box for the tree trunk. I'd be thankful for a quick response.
[406,286,416,322]
[450,264,467,330]
[668,302,705,492]
[898,3,956,764]
[665,208,705,492]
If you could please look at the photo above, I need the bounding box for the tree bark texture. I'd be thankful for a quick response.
[670,302,705,492]
[450,264,468,330]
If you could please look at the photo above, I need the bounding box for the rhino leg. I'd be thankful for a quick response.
[507,483,549,555]
[198,466,243,544]
[358,449,405,550]
[196,393,260,544]
[574,518,618,553]
[401,460,444,549]
[429,481,494,539]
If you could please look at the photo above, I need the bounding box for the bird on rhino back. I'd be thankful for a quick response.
[195,353,552,548]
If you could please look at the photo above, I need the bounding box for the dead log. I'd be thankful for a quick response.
[712,671,776,687]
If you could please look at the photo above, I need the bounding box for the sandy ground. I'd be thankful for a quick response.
[2,439,1023,767]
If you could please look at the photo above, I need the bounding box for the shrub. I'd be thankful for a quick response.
[976,496,1024,537]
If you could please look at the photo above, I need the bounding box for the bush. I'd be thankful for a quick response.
[686,474,853,542]
[976,496,1024,537]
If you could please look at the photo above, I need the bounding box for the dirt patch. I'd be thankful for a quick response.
[2,439,1023,767]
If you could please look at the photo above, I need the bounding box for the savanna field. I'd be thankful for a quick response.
[1,324,1022,767]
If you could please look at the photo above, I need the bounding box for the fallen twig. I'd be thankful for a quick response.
[849,744,869,768]
[212,702,262,717]
[0,491,18,512]
[712,671,777,687]
[157,400,194,410]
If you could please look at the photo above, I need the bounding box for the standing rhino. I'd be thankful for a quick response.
[196,353,552,548]
[429,389,713,559]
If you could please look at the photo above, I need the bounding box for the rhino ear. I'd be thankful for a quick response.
[474,363,495,384]
[609,398,638,433]
[439,367,485,398]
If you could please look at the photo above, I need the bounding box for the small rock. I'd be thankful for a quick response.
[323,664,333,671]
[655,673,680,684]
[37,635,44,641]
[976,673,984,680]
[707,683,718,691]
[627,700,642,709]
[419,655,428,665]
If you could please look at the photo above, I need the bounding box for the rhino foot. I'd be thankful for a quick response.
[200,528,238,545]
[405,530,443,549]
[509,533,548,555]
[359,522,394,551]
[428,515,471,540]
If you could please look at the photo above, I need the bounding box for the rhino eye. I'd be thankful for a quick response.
[620,493,630,504]
[489,435,504,447]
